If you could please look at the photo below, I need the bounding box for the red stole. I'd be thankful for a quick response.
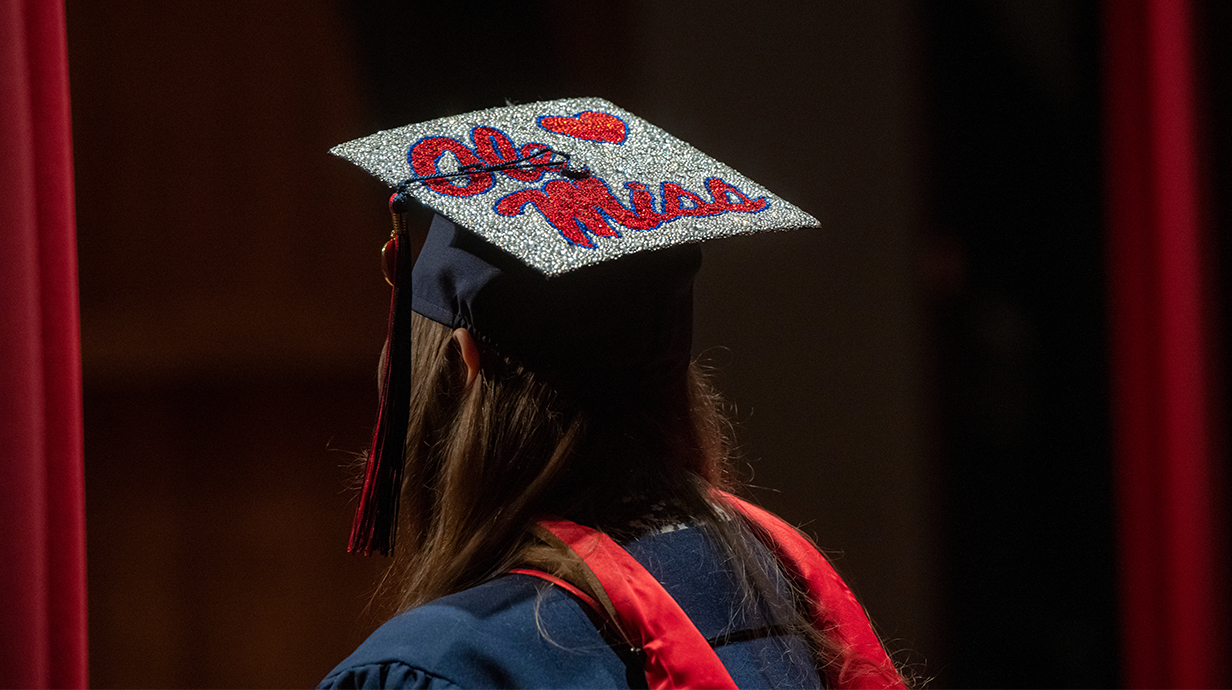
[522,492,904,689]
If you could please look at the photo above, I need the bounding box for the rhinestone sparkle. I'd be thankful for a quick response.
[331,97,819,276]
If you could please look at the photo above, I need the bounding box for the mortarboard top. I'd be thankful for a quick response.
[332,97,819,555]
[330,97,818,277]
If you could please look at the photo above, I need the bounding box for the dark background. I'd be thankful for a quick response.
[66,1,1228,687]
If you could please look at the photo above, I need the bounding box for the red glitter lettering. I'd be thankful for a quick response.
[472,127,518,166]
[472,127,555,183]
[705,177,768,212]
[661,182,709,216]
[497,179,625,248]
[408,136,494,197]
[496,175,767,248]
[625,182,663,223]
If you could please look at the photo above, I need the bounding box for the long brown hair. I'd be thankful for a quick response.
[380,313,903,687]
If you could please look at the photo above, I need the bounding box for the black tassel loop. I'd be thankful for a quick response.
[396,146,585,187]
[349,189,417,556]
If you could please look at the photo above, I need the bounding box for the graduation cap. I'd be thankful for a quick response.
[332,97,818,555]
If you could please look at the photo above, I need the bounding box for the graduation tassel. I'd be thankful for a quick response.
[349,187,416,556]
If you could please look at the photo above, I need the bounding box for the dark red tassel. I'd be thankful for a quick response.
[349,192,415,556]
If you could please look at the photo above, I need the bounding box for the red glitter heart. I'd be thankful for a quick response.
[536,111,628,144]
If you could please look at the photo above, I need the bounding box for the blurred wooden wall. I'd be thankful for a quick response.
[68,1,392,686]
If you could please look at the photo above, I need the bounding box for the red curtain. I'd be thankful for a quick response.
[0,0,88,687]
[1104,0,1226,687]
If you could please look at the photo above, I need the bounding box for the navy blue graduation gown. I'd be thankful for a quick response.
[319,525,822,689]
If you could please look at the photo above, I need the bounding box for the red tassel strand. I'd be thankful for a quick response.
[349,193,415,555]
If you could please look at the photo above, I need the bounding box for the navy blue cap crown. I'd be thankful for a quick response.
[413,213,701,399]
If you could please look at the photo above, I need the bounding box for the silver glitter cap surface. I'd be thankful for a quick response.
[330,97,818,276]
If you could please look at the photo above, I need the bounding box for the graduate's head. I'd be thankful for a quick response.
[332,97,818,558]
[387,303,733,607]
[389,211,733,598]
